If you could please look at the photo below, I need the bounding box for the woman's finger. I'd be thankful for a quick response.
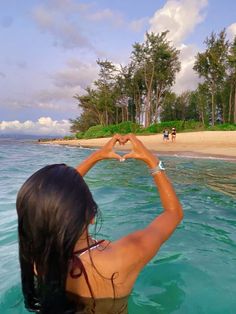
[123,152,136,160]
[120,135,130,145]
[109,152,122,160]
[125,134,140,147]
[110,134,123,146]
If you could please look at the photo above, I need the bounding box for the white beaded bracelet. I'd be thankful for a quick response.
[149,161,165,176]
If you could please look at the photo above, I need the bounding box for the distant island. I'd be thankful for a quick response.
[0,134,65,140]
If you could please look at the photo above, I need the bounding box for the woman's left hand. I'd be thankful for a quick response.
[76,134,125,176]
[95,134,124,161]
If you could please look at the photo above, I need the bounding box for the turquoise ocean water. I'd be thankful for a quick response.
[0,139,236,314]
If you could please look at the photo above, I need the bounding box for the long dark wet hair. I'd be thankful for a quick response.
[16,164,98,313]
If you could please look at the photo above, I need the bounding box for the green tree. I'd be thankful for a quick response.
[227,37,236,123]
[192,84,210,125]
[73,88,106,127]
[174,91,191,120]
[132,32,180,127]
[72,60,119,132]
[116,63,145,124]
[94,60,118,125]
[160,92,177,121]
[70,111,97,133]
[193,30,229,125]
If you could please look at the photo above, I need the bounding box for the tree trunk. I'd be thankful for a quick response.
[134,97,140,124]
[150,98,154,124]
[98,113,104,125]
[234,85,236,124]
[222,103,225,124]
[135,95,141,124]
[228,84,233,123]
[144,96,150,127]
[201,109,205,125]
[115,107,118,124]
[154,95,160,123]
[154,84,163,123]
[105,108,108,125]
[137,92,141,124]
[144,64,154,127]
[211,91,215,126]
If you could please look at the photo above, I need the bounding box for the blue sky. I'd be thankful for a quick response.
[0,0,236,135]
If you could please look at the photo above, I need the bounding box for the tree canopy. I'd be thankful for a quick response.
[71,29,236,133]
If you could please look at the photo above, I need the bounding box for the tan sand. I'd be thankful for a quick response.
[41,131,236,160]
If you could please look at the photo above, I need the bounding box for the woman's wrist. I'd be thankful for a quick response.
[91,150,102,162]
[145,155,159,169]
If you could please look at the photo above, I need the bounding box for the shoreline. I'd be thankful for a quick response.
[39,131,236,161]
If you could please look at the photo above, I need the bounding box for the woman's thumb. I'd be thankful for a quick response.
[123,152,135,160]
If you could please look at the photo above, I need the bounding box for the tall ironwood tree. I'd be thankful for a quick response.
[227,37,236,123]
[131,32,180,127]
[194,30,229,125]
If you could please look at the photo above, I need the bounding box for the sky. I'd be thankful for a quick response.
[0,0,236,136]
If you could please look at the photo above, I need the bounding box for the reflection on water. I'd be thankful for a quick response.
[168,158,236,198]
[0,142,236,313]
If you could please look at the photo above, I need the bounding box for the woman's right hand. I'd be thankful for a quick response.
[123,134,159,168]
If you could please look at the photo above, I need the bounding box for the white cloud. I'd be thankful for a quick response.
[88,8,115,21]
[0,117,70,136]
[129,17,148,32]
[52,59,98,88]
[0,85,79,112]
[147,0,208,93]
[87,8,125,27]
[32,5,93,50]
[16,61,28,69]
[86,7,149,31]
[0,59,92,115]
[0,72,6,78]
[148,0,208,45]
[227,23,236,40]
[46,0,93,13]
[173,44,200,94]
[86,9,127,27]
[0,59,90,111]
[0,16,13,28]
[35,85,84,104]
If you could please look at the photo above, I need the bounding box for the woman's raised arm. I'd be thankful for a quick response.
[112,134,183,269]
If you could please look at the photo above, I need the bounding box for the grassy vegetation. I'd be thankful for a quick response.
[64,121,236,140]
[207,123,236,131]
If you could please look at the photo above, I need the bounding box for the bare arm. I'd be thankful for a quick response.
[76,151,101,177]
[112,134,183,269]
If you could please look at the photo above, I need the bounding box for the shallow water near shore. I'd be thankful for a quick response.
[0,140,236,313]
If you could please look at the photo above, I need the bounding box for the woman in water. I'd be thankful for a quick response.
[16,134,183,313]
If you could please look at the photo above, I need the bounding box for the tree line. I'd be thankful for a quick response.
[71,29,236,133]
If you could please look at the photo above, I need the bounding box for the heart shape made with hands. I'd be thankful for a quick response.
[112,135,133,162]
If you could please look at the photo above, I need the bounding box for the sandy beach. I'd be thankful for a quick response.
[41,131,236,160]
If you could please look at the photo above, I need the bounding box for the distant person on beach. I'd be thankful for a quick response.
[171,127,176,142]
[16,134,183,314]
[163,128,169,142]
